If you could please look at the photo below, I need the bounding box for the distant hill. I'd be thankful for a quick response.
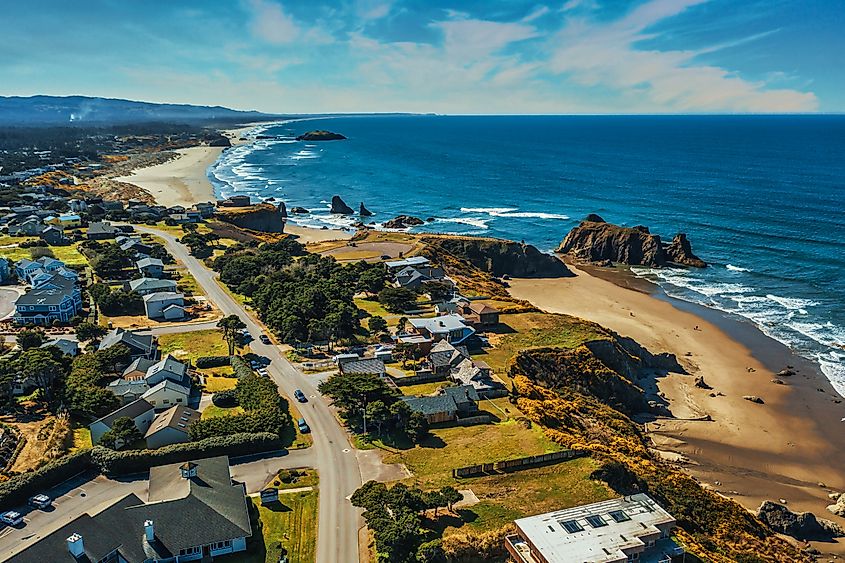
[0,95,279,126]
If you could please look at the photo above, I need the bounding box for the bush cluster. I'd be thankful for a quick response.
[0,450,93,507]
[91,432,281,475]
[211,389,238,408]
[195,355,231,369]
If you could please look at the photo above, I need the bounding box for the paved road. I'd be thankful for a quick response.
[133,225,363,563]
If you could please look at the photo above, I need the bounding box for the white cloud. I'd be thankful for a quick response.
[356,0,392,21]
[247,0,300,44]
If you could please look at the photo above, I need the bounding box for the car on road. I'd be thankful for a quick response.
[28,494,51,509]
[259,334,271,345]
[1,510,23,526]
[297,418,311,433]
[294,389,307,403]
[257,367,268,377]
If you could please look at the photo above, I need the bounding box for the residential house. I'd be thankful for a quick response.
[394,265,446,291]
[125,277,178,296]
[339,358,387,377]
[137,257,165,278]
[13,274,82,325]
[408,314,476,345]
[384,256,430,272]
[194,202,215,218]
[68,199,87,212]
[9,455,252,562]
[394,333,433,356]
[401,385,480,424]
[122,358,157,380]
[8,217,44,236]
[186,210,203,223]
[218,195,251,207]
[39,225,68,245]
[144,405,201,449]
[88,399,155,446]
[142,380,191,411]
[143,291,186,320]
[99,328,157,360]
[144,355,190,387]
[0,257,9,282]
[53,213,82,228]
[41,338,80,357]
[458,300,501,328]
[87,220,119,240]
[451,358,505,397]
[107,379,151,404]
[428,340,470,377]
[504,494,683,563]
[120,238,153,257]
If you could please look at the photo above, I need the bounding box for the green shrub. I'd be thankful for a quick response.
[0,450,93,507]
[212,389,238,408]
[195,355,231,369]
[91,432,281,475]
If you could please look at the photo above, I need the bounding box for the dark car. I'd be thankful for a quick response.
[259,334,271,345]
[297,418,311,433]
[294,389,307,403]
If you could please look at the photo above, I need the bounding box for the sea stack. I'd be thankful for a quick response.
[296,130,346,141]
[278,201,287,218]
[359,202,374,217]
[330,195,355,214]
[383,215,424,229]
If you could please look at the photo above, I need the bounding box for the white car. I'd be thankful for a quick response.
[1,511,23,526]
[29,494,51,509]
[257,367,268,377]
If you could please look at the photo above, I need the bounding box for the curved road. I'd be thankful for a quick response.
[134,225,362,563]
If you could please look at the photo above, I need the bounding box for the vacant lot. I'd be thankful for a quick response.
[159,329,230,363]
[234,491,318,563]
[0,239,89,266]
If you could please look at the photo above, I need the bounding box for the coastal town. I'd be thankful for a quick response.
[0,106,842,563]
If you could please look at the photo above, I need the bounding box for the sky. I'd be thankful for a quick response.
[2,0,843,114]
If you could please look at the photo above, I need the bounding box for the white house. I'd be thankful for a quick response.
[137,257,164,278]
[142,380,191,411]
[88,399,155,447]
[143,291,185,320]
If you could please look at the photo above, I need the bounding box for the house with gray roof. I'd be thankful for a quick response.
[9,456,252,562]
[87,220,119,240]
[107,378,151,404]
[339,358,386,377]
[137,257,165,278]
[41,338,79,357]
[143,291,185,320]
[99,328,157,360]
[125,277,178,296]
[13,274,82,325]
[145,355,190,386]
[89,398,155,446]
[145,405,200,449]
[401,384,480,424]
[408,314,476,345]
[142,379,191,411]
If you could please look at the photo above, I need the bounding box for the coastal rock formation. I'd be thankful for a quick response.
[278,201,287,218]
[359,202,373,217]
[421,236,573,279]
[743,395,765,404]
[290,206,310,214]
[665,234,706,268]
[330,195,355,214]
[828,493,845,517]
[557,216,706,268]
[215,202,286,233]
[383,215,424,229]
[757,501,844,539]
[208,136,232,147]
[296,130,346,141]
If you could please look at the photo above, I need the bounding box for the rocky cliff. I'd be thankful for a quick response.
[557,215,706,268]
[215,202,286,233]
[422,236,573,278]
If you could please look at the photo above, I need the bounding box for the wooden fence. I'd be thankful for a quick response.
[452,449,585,478]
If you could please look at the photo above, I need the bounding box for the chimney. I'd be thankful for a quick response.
[144,520,154,542]
[67,533,84,558]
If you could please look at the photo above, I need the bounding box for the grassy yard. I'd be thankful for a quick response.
[0,240,89,266]
[70,426,92,453]
[381,418,562,490]
[205,375,238,392]
[398,381,448,396]
[173,268,202,296]
[201,405,245,419]
[158,329,231,363]
[229,492,318,563]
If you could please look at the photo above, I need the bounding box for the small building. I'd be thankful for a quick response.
[408,314,476,345]
[68,199,87,212]
[384,256,430,272]
[107,378,150,404]
[401,385,479,425]
[394,333,433,356]
[194,202,215,218]
[124,277,177,296]
[137,257,165,278]
[334,353,360,366]
[460,300,501,328]
[122,357,157,380]
[120,238,153,257]
[9,218,44,237]
[505,494,683,563]
[451,358,504,397]
[144,355,190,387]
[88,399,155,447]
[87,220,120,240]
[54,213,82,228]
[339,358,386,377]
[41,338,80,357]
[144,405,200,449]
[428,340,470,376]
[143,291,185,320]
[40,225,68,245]
[218,195,251,207]
[142,379,191,411]
[162,303,187,321]
[99,328,157,360]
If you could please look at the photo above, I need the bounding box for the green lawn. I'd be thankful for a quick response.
[228,492,318,563]
[268,467,319,491]
[205,375,238,392]
[398,381,447,396]
[173,268,202,296]
[70,426,92,453]
[158,329,231,363]
[201,405,244,419]
[0,240,89,266]
[381,418,562,489]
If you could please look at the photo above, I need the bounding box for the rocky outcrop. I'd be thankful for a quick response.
[330,195,355,214]
[208,136,232,147]
[278,201,287,218]
[557,217,706,268]
[421,236,573,279]
[383,215,424,229]
[828,493,845,517]
[665,234,706,268]
[216,202,286,233]
[359,202,373,217]
[296,130,346,141]
[757,501,844,540]
[291,206,310,214]
[743,395,765,404]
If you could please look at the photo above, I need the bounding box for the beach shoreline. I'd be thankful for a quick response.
[509,263,845,553]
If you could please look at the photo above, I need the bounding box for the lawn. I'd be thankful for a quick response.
[174,268,202,296]
[205,375,238,392]
[229,492,318,563]
[269,467,319,491]
[477,312,608,381]
[158,329,231,363]
[399,381,447,396]
[0,240,89,266]
[381,418,562,489]
[70,426,92,453]
[201,405,245,419]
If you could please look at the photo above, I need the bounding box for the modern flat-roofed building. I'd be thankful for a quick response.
[505,494,683,563]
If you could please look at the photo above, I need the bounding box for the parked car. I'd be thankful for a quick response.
[297,418,311,433]
[294,389,307,403]
[259,334,271,345]
[28,494,51,509]
[257,367,268,377]
[1,511,23,526]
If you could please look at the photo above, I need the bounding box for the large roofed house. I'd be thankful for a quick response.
[99,328,158,359]
[108,378,151,404]
[384,255,430,272]
[122,357,158,380]
[125,277,178,296]
[87,220,120,240]
[88,398,155,447]
[145,405,200,448]
[9,456,252,562]
[428,340,470,376]
[401,384,480,424]
[451,358,505,397]
[408,314,476,345]
[144,354,190,386]
[505,494,684,563]
[13,274,82,325]
[143,291,185,320]
[142,379,191,411]
[339,358,387,377]
[137,256,165,278]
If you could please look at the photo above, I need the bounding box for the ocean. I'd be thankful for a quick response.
[208,115,845,394]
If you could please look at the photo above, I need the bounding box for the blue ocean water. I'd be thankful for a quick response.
[209,115,845,392]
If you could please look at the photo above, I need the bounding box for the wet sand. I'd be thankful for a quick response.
[509,263,845,553]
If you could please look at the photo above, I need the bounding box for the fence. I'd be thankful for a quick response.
[454,414,493,426]
[452,449,585,478]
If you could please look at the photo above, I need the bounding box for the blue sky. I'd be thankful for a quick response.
[2,0,842,114]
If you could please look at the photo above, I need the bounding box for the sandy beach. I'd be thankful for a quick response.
[509,264,845,552]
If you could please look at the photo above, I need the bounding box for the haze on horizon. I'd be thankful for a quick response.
[3,0,843,115]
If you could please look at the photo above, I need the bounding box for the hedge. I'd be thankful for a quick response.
[212,389,238,408]
[231,355,254,378]
[196,355,231,369]
[0,449,94,509]
[91,432,282,475]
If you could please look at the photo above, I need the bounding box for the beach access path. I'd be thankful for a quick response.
[132,224,365,563]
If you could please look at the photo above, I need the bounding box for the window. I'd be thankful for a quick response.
[560,520,583,533]
[627,554,640,562]
[610,510,631,523]
[586,515,607,528]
